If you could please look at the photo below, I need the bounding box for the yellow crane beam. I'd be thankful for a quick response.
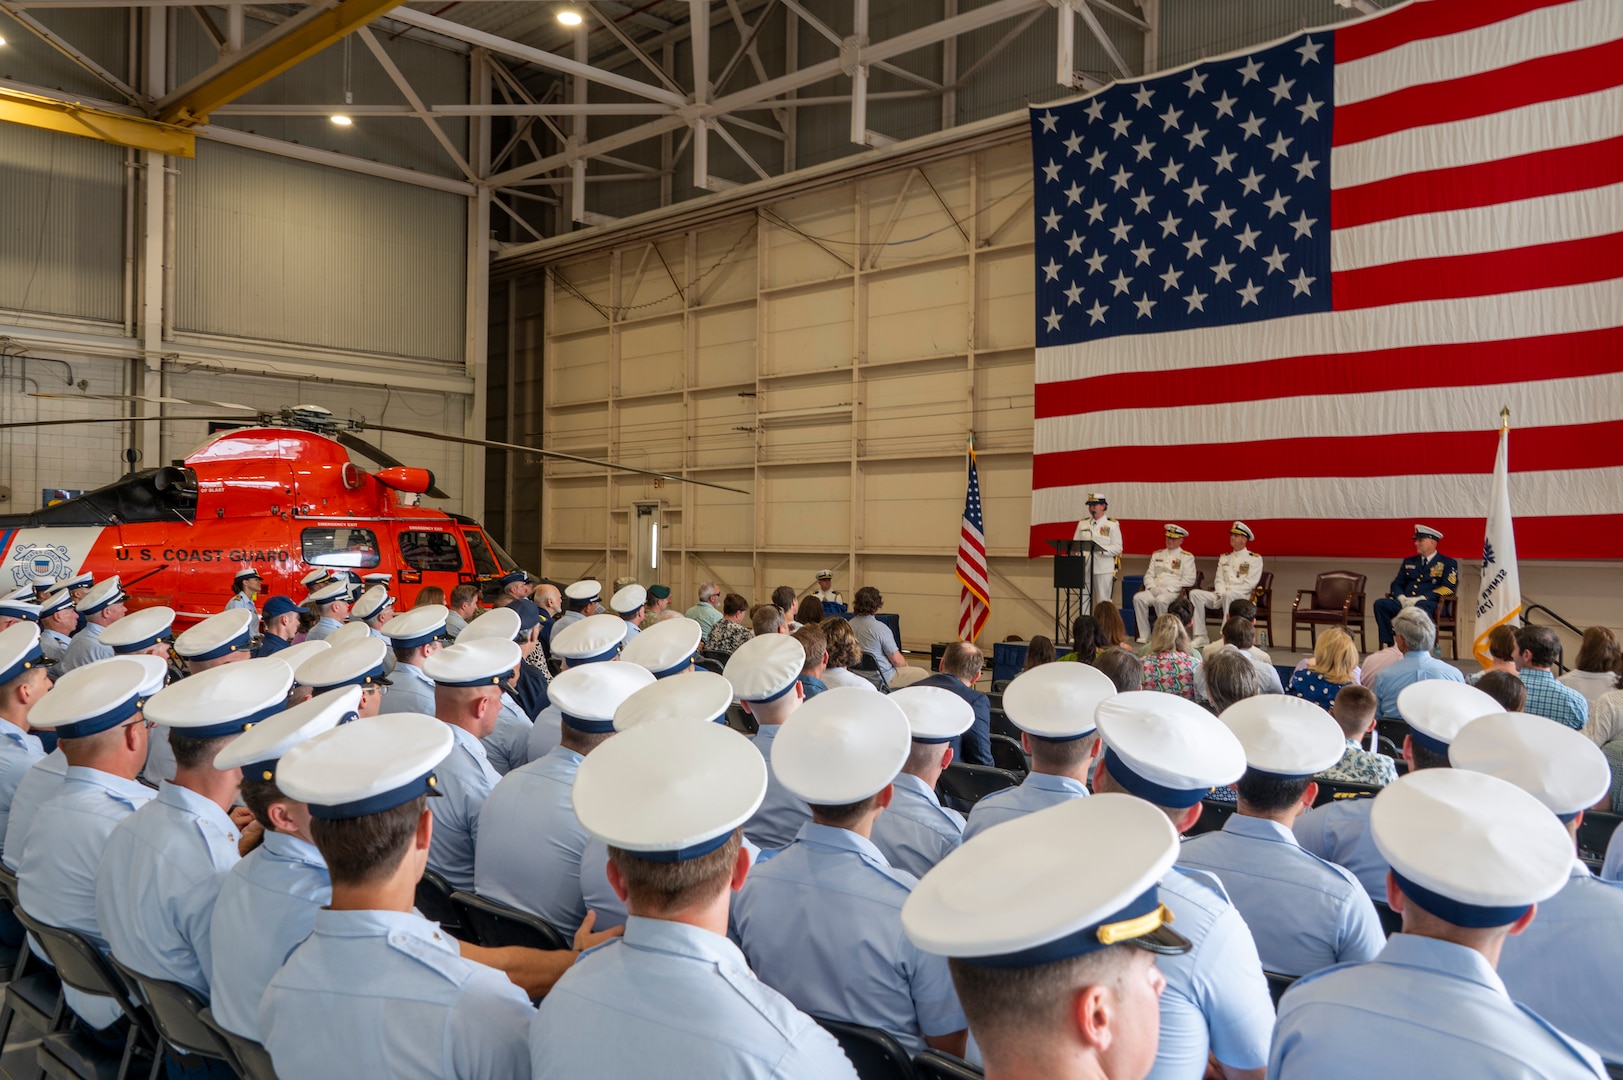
[0,87,195,157]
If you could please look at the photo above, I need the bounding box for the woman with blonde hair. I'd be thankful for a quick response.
[1140,614,1200,700]
[1288,626,1358,710]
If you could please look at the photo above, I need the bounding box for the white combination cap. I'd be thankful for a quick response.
[293,637,389,691]
[816,570,833,579]
[902,794,1190,965]
[128,655,170,699]
[1371,768,1573,926]
[1450,711,1611,820]
[1002,663,1115,740]
[458,608,520,644]
[549,662,656,734]
[1230,521,1254,541]
[76,576,125,616]
[613,671,735,731]
[610,584,646,615]
[1397,681,1500,755]
[277,713,453,820]
[60,572,94,591]
[214,685,363,780]
[381,604,449,650]
[618,616,702,678]
[29,657,151,737]
[1413,524,1444,541]
[723,634,804,702]
[552,613,628,664]
[888,685,974,743]
[0,599,40,623]
[771,687,911,806]
[145,656,294,739]
[38,590,74,618]
[0,623,45,684]
[422,638,522,688]
[1218,695,1347,780]
[308,581,349,605]
[352,585,394,623]
[279,640,331,680]
[572,717,766,860]
[174,608,255,661]
[300,569,336,589]
[1095,691,1246,808]
[1164,524,1189,538]
[101,607,176,655]
[233,567,262,584]
[324,621,374,649]
[565,579,603,604]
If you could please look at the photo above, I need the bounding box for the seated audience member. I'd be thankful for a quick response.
[751,604,787,637]
[793,624,828,698]
[1370,609,1463,719]
[1561,627,1621,707]
[444,584,480,639]
[1200,618,1283,700]
[1516,626,1589,731]
[915,641,993,767]
[1093,648,1144,694]
[703,593,752,657]
[413,586,446,609]
[1475,670,1527,714]
[819,618,878,693]
[1200,599,1271,665]
[794,596,824,626]
[1584,680,1623,749]
[729,636,813,850]
[1022,635,1056,670]
[1288,627,1358,711]
[1165,595,1199,649]
[1316,685,1397,788]
[1058,615,1102,663]
[1092,602,1133,658]
[1358,641,1403,688]
[1140,615,1200,701]
[1201,649,1264,716]
[771,585,798,629]
[1467,624,1520,686]
[848,587,907,683]
[904,796,1193,1080]
[870,688,973,878]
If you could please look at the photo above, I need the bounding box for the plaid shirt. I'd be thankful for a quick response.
[1519,668,1589,731]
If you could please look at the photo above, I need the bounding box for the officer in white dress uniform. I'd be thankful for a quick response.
[531,714,858,1079]
[1090,691,1275,1080]
[725,635,812,850]
[902,795,1194,1080]
[1134,525,1198,644]
[378,604,450,716]
[734,688,970,1057]
[812,571,844,607]
[868,686,972,879]
[303,582,351,642]
[1190,522,1264,645]
[1451,712,1623,1067]
[1177,696,1385,977]
[1071,493,1123,608]
[290,637,391,718]
[619,616,703,679]
[525,614,629,764]
[609,584,645,641]
[962,663,1116,842]
[58,576,128,673]
[226,567,262,613]
[1270,769,1607,1080]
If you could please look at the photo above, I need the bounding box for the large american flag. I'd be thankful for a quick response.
[1027,0,1623,561]
[957,449,990,642]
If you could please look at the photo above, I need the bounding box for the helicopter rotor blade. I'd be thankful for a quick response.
[333,431,452,500]
[0,416,244,432]
[28,393,259,413]
[360,423,751,496]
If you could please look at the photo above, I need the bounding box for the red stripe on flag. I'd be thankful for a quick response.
[1331,231,1623,310]
[1332,134,1623,230]
[1333,0,1577,64]
[1027,515,1623,560]
[1030,420,1623,489]
[1333,36,1623,148]
[1033,326,1623,419]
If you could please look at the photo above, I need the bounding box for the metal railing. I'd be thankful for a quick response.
[1522,600,1584,674]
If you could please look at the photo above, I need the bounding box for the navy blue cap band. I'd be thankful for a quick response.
[80,590,126,617]
[183,633,250,662]
[432,672,506,689]
[650,652,698,679]
[389,629,447,652]
[560,645,622,665]
[307,769,443,820]
[1244,765,1318,783]
[957,885,1162,969]
[1409,729,1451,757]
[561,713,616,734]
[178,699,287,740]
[740,679,796,704]
[306,665,389,691]
[56,694,145,739]
[1557,810,1581,824]
[911,734,957,745]
[112,630,173,655]
[1103,748,1209,809]
[0,604,39,623]
[1391,871,1531,929]
[0,642,45,685]
[625,829,735,863]
[240,711,366,784]
[1027,728,1096,744]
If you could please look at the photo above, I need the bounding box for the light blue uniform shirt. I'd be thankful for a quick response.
[524,705,562,765]
[1177,814,1385,977]
[3,749,66,869]
[744,724,811,851]
[380,662,437,716]
[734,824,966,1056]
[1269,933,1606,1079]
[580,833,762,933]
[57,623,111,673]
[261,907,533,1080]
[1370,650,1466,718]
[1292,794,1388,900]
[1604,827,1622,882]
[209,831,330,1041]
[1497,861,1623,1065]
[482,694,533,776]
[225,593,257,613]
[961,771,1087,843]
[96,781,241,1000]
[1150,866,1275,1080]
[869,772,964,879]
[141,726,177,787]
[40,629,71,663]
[532,916,857,1080]
[305,617,343,643]
[17,765,156,1029]
[428,726,498,893]
[551,611,584,637]
[475,745,587,934]
[621,620,640,640]
[0,718,45,845]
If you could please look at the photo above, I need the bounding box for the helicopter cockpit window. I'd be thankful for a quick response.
[399,531,463,573]
[462,531,500,577]
[301,528,381,570]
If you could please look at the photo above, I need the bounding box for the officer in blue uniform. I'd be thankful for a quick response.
[175,608,256,674]
[97,657,294,1051]
[254,595,302,657]
[869,686,971,878]
[619,615,703,679]
[1270,768,1607,1079]
[1451,712,1623,1067]
[303,582,351,642]
[351,585,395,642]
[291,637,391,718]
[456,609,542,775]
[208,685,359,1040]
[476,660,653,934]
[37,590,76,663]
[523,614,628,764]
[903,795,1193,1080]
[260,713,537,1080]
[531,714,858,1079]
[609,583,645,641]
[1090,690,1275,1080]
[724,635,812,850]
[550,579,600,640]
[1373,524,1459,648]
[734,687,969,1058]
[379,604,450,717]
[58,576,127,673]
[961,663,1116,841]
[1178,696,1385,977]
[0,625,48,870]
[226,568,262,613]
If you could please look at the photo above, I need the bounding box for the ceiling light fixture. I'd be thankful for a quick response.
[557,9,583,26]
[330,37,354,127]
[330,114,353,126]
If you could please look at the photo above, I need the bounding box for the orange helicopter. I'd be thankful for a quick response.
[0,399,743,623]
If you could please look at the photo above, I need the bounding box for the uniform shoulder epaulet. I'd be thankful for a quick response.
[385,928,475,987]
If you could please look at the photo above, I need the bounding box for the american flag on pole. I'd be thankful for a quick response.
[1027,0,1623,561]
[957,447,990,642]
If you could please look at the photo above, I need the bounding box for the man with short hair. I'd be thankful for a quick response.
[684,582,723,635]
[1372,524,1459,649]
[1200,600,1271,665]
[445,584,481,639]
[1370,608,1464,719]
[1315,684,1398,787]
[554,580,602,639]
[726,636,812,850]
[1515,625,1588,730]
[37,591,77,663]
[771,585,797,622]
[1201,650,1261,715]
[1134,525,1198,645]
[751,604,786,637]
[1190,523,1264,646]
[812,571,843,607]
[255,596,303,656]
[304,582,351,642]
[793,624,828,698]
[58,576,128,672]
[379,605,450,716]
[870,687,971,878]
[638,584,671,628]
[0,626,48,866]
[916,641,993,767]
[1094,648,1145,693]
[609,584,646,641]
[1476,669,1527,713]
[1198,618,1282,701]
